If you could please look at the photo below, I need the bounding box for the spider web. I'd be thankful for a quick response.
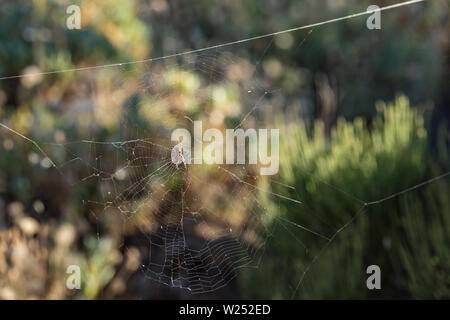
[42,49,282,294]
[1,0,448,298]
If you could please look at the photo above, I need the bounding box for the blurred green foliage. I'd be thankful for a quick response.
[248,96,449,299]
[0,0,449,299]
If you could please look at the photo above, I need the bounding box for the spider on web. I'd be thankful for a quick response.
[174,146,187,170]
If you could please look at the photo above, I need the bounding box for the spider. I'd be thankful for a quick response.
[175,146,187,170]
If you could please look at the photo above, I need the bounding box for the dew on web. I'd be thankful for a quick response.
[0,0,448,298]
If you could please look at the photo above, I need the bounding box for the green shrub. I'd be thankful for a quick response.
[244,95,449,299]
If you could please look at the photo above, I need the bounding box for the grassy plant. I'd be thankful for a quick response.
[244,95,449,299]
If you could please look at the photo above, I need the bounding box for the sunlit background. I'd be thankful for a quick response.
[0,0,449,299]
